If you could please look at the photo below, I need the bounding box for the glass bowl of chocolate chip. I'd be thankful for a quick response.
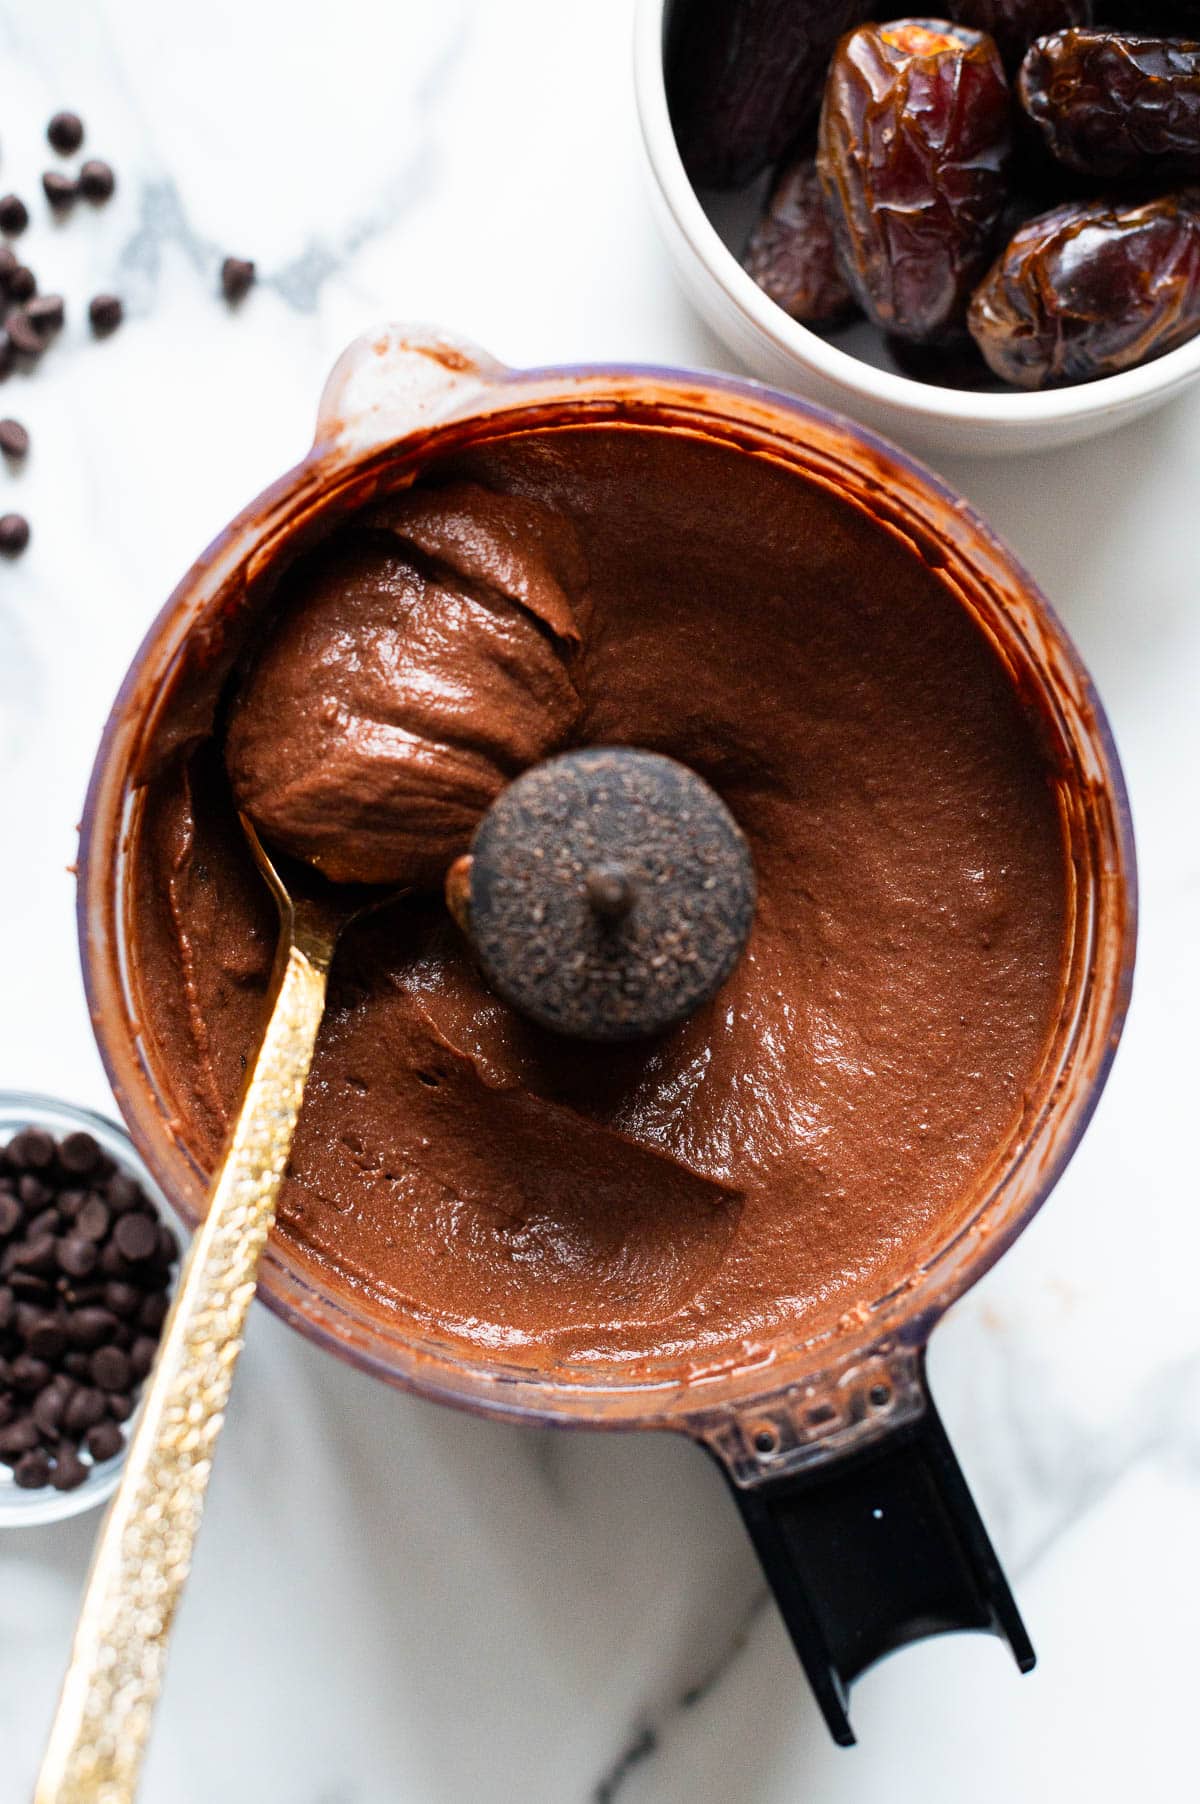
[635,0,1200,455]
[0,1093,180,1527]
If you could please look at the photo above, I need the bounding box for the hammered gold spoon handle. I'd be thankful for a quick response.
[35,911,334,1804]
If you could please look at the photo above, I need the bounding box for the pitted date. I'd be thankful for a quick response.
[968,191,1200,387]
[817,21,1011,343]
[951,2,1092,72]
[741,156,858,325]
[666,0,874,189]
[1020,30,1200,178]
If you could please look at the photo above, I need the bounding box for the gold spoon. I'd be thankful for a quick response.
[36,819,398,1804]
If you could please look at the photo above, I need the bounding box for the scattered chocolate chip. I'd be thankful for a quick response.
[63,1386,107,1436]
[47,112,85,155]
[90,1345,130,1392]
[0,245,17,286]
[84,1420,124,1464]
[51,1445,88,1490]
[79,160,115,202]
[6,1128,55,1169]
[76,1197,110,1243]
[56,1236,98,1280]
[113,1213,156,1263]
[0,418,29,459]
[6,264,36,303]
[0,331,12,379]
[221,256,256,302]
[6,310,44,357]
[0,1417,39,1462]
[0,194,30,235]
[42,171,77,210]
[0,513,30,555]
[88,292,122,336]
[13,1448,51,1488]
[25,294,65,335]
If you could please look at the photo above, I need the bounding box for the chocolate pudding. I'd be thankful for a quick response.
[127,423,1069,1377]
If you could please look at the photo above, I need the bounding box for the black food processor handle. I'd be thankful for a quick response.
[718,1366,1033,1746]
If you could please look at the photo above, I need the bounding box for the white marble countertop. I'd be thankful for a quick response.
[2,2,1197,1799]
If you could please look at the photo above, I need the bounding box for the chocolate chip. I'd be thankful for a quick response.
[51,1445,88,1490]
[98,1241,127,1277]
[33,1384,66,1437]
[114,1213,157,1263]
[90,1345,130,1392]
[27,1317,68,1361]
[57,1236,98,1279]
[221,256,256,302]
[6,1128,55,1170]
[5,310,43,357]
[84,1420,124,1464]
[137,1291,168,1333]
[103,1281,141,1318]
[0,245,16,286]
[105,1391,133,1422]
[9,1273,52,1300]
[0,194,30,235]
[62,1351,91,1380]
[10,1235,55,1275]
[0,513,30,556]
[0,1417,38,1462]
[0,418,29,459]
[88,293,122,335]
[25,1207,61,1241]
[13,1449,51,1488]
[63,1386,107,1435]
[42,171,77,210]
[10,1353,51,1393]
[26,293,65,335]
[47,112,85,154]
[76,1197,110,1242]
[156,1223,179,1265]
[57,1189,86,1219]
[79,160,115,202]
[0,1196,20,1237]
[18,1175,53,1208]
[68,1306,118,1349]
[6,264,36,303]
[129,1335,158,1380]
[57,1132,100,1176]
[105,1173,141,1211]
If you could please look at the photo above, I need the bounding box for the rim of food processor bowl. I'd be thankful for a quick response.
[77,330,1136,1450]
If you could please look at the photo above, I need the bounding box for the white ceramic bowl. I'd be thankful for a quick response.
[634,0,1200,457]
[0,1093,181,1528]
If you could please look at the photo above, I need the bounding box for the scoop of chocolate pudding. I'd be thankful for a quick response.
[128,424,1069,1377]
[226,482,589,887]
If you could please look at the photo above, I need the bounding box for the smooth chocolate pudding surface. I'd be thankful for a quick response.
[130,424,1069,1376]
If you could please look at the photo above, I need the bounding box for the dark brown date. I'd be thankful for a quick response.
[817,21,1012,343]
[950,1,1091,72]
[666,0,874,189]
[1020,30,1200,178]
[968,191,1200,386]
[741,156,858,325]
